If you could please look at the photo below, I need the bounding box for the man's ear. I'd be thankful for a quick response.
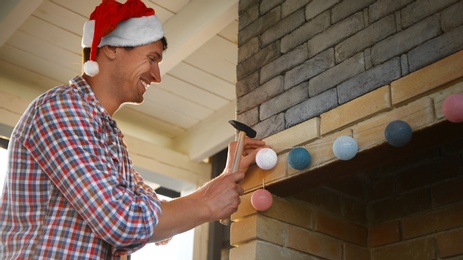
[101,45,118,60]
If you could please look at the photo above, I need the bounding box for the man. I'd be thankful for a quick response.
[0,0,266,258]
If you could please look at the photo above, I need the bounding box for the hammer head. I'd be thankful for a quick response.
[229,120,257,138]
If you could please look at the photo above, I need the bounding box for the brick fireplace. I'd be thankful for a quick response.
[229,0,463,259]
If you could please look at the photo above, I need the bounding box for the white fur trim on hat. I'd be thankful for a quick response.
[82,15,164,48]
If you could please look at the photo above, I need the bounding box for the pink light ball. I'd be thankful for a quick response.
[255,148,278,170]
[251,189,273,211]
[442,94,463,123]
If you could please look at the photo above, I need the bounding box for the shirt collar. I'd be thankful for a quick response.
[68,75,117,127]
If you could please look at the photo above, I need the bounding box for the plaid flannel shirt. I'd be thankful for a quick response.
[0,76,162,259]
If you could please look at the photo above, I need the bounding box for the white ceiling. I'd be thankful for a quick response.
[0,0,239,191]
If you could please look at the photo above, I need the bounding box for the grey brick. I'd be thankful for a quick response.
[332,0,376,23]
[261,9,306,47]
[400,54,409,76]
[237,76,284,113]
[284,48,335,90]
[335,14,396,62]
[260,82,309,120]
[401,0,458,29]
[282,0,311,18]
[309,52,365,97]
[370,14,441,66]
[260,0,284,15]
[337,57,401,104]
[236,71,259,97]
[306,0,341,20]
[239,0,259,12]
[253,113,285,139]
[260,43,309,84]
[239,7,281,45]
[285,88,338,127]
[237,107,259,127]
[237,41,280,80]
[369,0,413,23]
[441,0,463,32]
[307,12,364,57]
[281,11,330,53]
[364,48,373,70]
[239,3,259,31]
[408,25,463,72]
[238,37,259,63]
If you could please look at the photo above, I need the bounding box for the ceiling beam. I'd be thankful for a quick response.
[172,100,236,162]
[0,0,43,47]
[160,0,238,75]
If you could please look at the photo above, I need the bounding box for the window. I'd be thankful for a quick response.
[131,192,195,259]
[0,147,7,195]
[131,225,194,259]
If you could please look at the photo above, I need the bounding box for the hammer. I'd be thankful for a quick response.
[219,120,257,225]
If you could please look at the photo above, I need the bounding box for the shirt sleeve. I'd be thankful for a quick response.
[22,90,161,253]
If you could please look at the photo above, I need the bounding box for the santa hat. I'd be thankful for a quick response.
[81,0,164,76]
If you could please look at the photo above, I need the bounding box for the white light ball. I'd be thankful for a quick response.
[332,136,358,161]
[255,148,278,170]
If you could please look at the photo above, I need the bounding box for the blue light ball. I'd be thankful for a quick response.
[385,120,413,147]
[288,147,311,170]
[332,136,358,161]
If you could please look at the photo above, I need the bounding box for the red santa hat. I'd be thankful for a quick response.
[81,0,164,76]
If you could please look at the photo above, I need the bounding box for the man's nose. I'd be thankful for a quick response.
[150,63,161,83]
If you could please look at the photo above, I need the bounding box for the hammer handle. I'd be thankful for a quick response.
[219,131,246,225]
[231,131,246,172]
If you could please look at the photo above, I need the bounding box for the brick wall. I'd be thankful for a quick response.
[230,121,463,259]
[367,147,463,259]
[231,0,463,259]
[236,0,463,139]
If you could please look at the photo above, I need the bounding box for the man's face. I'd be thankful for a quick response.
[112,40,164,105]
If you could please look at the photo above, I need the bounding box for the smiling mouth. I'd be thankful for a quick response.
[140,79,151,90]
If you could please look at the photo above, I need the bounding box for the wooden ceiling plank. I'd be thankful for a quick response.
[0,45,76,83]
[0,60,60,91]
[172,101,236,162]
[0,0,43,47]
[218,20,238,44]
[51,0,100,18]
[169,62,236,100]
[147,0,191,14]
[159,75,229,110]
[129,98,201,129]
[144,88,213,119]
[35,1,87,35]
[115,107,186,139]
[8,31,81,73]
[185,51,237,84]
[185,36,237,82]
[198,36,238,65]
[20,16,82,54]
[123,102,199,130]
[161,0,238,75]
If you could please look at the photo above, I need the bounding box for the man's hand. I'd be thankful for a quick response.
[150,137,266,242]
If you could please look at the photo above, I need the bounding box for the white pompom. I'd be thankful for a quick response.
[84,61,99,76]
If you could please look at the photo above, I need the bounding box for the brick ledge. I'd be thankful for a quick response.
[240,50,463,194]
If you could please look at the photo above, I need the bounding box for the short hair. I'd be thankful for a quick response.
[82,36,168,64]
